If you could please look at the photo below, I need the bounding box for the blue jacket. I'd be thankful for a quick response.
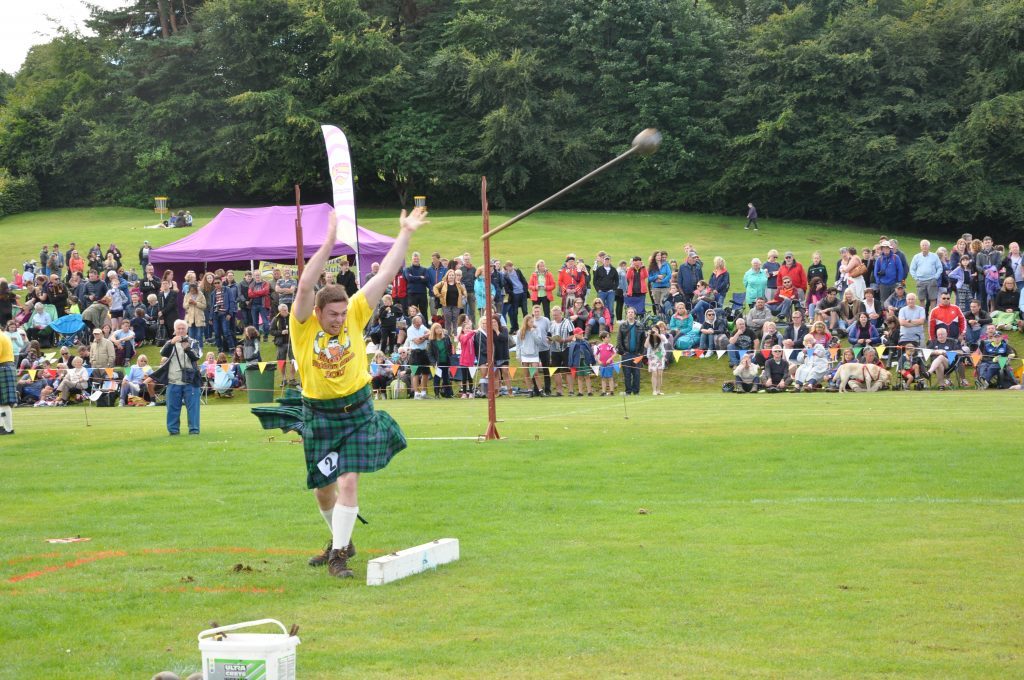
[567,338,596,368]
[677,262,704,296]
[213,285,237,314]
[873,253,905,286]
[425,264,446,294]
[648,262,672,289]
[708,270,730,298]
[404,264,430,294]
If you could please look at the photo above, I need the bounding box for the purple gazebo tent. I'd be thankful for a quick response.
[149,204,393,285]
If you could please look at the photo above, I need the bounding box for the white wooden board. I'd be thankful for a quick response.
[366,538,459,586]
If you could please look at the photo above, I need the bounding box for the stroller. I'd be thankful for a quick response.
[48,313,87,348]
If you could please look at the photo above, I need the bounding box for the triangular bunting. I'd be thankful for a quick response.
[673,350,682,362]
[592,365,601,376]
[828,347,838,360]
[28,369,37,380]
[761,349,771,359]
[633,356,643,364]
[971,350,982,367]
[695,349,704,358]
[391,363,400,375]
[738,350,748,361]
[528,367,537,377]
[257,362,268,373]
[410,365,419,374]
[716,350,726,359]
[997,356,1008,369]
[852,346,862,357]
[876,345,886,358]
[277,360,285,372]
[105,367,114,378]
[239,363,248,374]
[613,363,621,373]
[449,366,459,377]
[946,351,958,364]
[570,367,577,376]
[547,366,558,376]
[508,366,517,378]
[469,366,478,378]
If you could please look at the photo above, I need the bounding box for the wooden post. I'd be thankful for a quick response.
[294,184,304,278]
[481,177,500,440]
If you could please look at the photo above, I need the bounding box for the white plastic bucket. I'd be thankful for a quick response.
[198,619,300,680]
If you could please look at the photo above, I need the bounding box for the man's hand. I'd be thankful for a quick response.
[400,207,429,234]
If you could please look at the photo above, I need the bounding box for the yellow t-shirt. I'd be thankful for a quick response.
[290,291,372,399]
[0,332,13,363]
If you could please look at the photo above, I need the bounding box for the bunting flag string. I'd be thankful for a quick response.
[508,366,517,379]
[277,359,286,372]
[257,362,268,373]
[852,346,862,357]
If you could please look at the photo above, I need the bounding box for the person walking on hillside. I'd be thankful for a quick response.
[744,203,759,231]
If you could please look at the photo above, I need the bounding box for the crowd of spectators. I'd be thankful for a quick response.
[3,230,1022,407]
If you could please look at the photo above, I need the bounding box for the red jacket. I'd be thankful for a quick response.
[247,280,271,309]
[528,270,556,301]
[928,303,966,339]
[625,266,649,296]
[778,262,807,292]
[559,268,586,298]
[391,272,407,300]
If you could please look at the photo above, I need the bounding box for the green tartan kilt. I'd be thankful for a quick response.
[0,363,16,406]
[302,386,407,489]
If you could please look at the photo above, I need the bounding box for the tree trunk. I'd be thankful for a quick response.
[168,0,179,34]
[156,0,170,38]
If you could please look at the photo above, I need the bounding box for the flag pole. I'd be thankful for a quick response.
[294,184,304,278]
[481,177,500,441]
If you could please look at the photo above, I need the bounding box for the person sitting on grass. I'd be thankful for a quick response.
[990,276,1021,331]
[594,330,617,396]
[814,287,842,332]
[848,312,880,347]
[120,354,156,405]
[732,353,760,393]
[212,352,235,397]
[825,347,857,391]
[727,317,758,367]
[566,327,596,397]
[669,302,700,350]
[794,339,830,392]
[698,308,728,351]
[585,297,613,337]
[761,346,790,392]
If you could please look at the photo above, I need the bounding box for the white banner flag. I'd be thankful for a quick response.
[321,125,359,253]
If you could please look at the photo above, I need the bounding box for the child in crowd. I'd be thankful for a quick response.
[567,327,595,396]
[645,327,670,395]
[370,351,392,399]
[898,341,927,389]
[457,320,476,398]
[594,330,617,396]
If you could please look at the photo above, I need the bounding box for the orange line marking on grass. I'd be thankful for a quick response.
[4,552,62,566]
[161,586,286,594]
[7,551,128,583]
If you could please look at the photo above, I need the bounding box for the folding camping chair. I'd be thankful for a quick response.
[48,313,86,348]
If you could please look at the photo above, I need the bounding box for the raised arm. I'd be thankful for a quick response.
[360,207,429,309]
[292,210,340,323]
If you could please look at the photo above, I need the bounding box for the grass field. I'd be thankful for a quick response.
[2,394,1022,678]
[2,205,918,288]
[3,206,1023,677]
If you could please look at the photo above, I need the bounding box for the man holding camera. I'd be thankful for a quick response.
[151,319,202,435]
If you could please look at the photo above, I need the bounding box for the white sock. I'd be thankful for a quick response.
[319,507,334,534]
[331,505,358,550]
[0,406,11,432]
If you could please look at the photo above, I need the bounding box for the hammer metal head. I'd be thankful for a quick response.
[631,128,662,156]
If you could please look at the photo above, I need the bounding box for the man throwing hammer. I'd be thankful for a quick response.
[292,206,429,578]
